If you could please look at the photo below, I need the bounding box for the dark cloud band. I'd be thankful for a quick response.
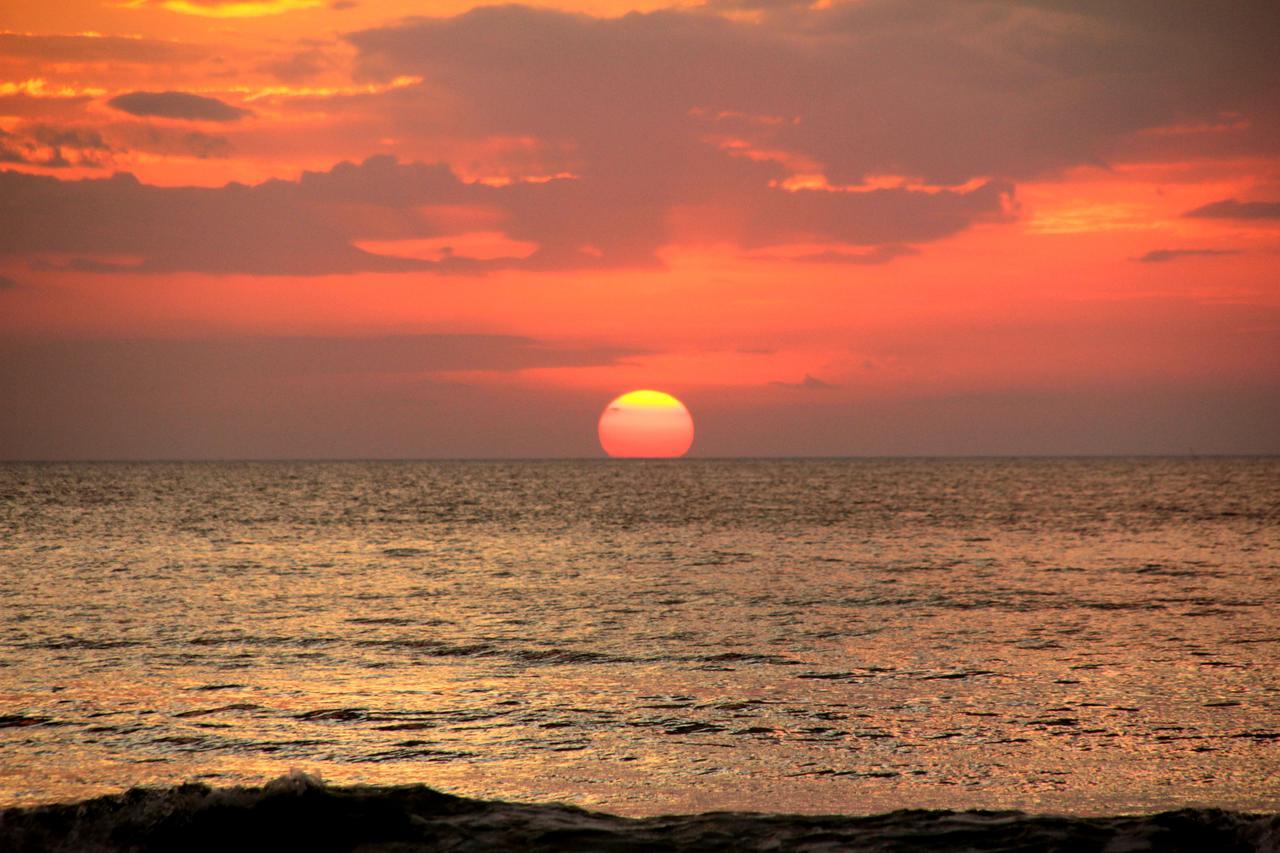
[107,91,250,122]
[0,155,1003,276]
[1184,199,1280,220]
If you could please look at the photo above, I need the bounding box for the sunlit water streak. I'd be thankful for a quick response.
[0,458,1276,816]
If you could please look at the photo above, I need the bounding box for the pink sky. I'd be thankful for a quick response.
[1,0,1277,458]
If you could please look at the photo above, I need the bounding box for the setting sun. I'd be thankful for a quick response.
[598,390,694,458]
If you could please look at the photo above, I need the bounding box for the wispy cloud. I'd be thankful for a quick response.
[771,373,839,390]
[1136,248,1240,263]
[1184,199,1280,220]
[136,0,324,19]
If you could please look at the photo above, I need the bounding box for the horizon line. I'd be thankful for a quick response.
[2,453,1276,464]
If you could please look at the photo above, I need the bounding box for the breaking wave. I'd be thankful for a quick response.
[2,772,1277,852]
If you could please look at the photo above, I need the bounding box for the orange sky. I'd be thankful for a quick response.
[1,0,1277,458]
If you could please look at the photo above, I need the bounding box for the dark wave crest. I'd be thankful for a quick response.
[1,773,1277,852]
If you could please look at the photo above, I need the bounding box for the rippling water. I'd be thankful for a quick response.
[1,459,1277,816]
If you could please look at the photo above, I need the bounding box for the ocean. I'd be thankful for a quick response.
[1,458,1277,821]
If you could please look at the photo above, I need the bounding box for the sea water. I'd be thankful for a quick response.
[1,458,1276,816]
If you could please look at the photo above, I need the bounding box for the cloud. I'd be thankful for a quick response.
[0,128,46,166]
[0,93,93,121]
[349,2,1280,187]
[139,0,324,18]
[0,153,1006,275]
[1136,248,1240,263]
[0,121,232,166]
[111,125,233,159]
[0,33,199,64]
[1184,199,1280,220]
[327,2,1277,266]
[771,373,839,390]
[0,165,438,275]
[259,47,340,83]
[6,2,1276,277]
[28,125,110,150]
[344,6,1031,260]
[706,0,815,10]
[762,244,918,265]
[0,126,110,168]
[0,157,599,274]
[1,333,639,379]
[0,333,642,459]
[107,91,250,122]
[0,274,18,289]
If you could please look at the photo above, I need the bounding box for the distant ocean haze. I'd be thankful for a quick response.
[0,458,1276,816]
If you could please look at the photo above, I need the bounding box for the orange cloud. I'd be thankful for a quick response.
[131,0,326,18]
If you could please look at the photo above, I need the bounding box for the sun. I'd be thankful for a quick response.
[598,390,694,458]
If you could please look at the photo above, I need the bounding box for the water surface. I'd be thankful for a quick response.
[1,458,1276,815]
